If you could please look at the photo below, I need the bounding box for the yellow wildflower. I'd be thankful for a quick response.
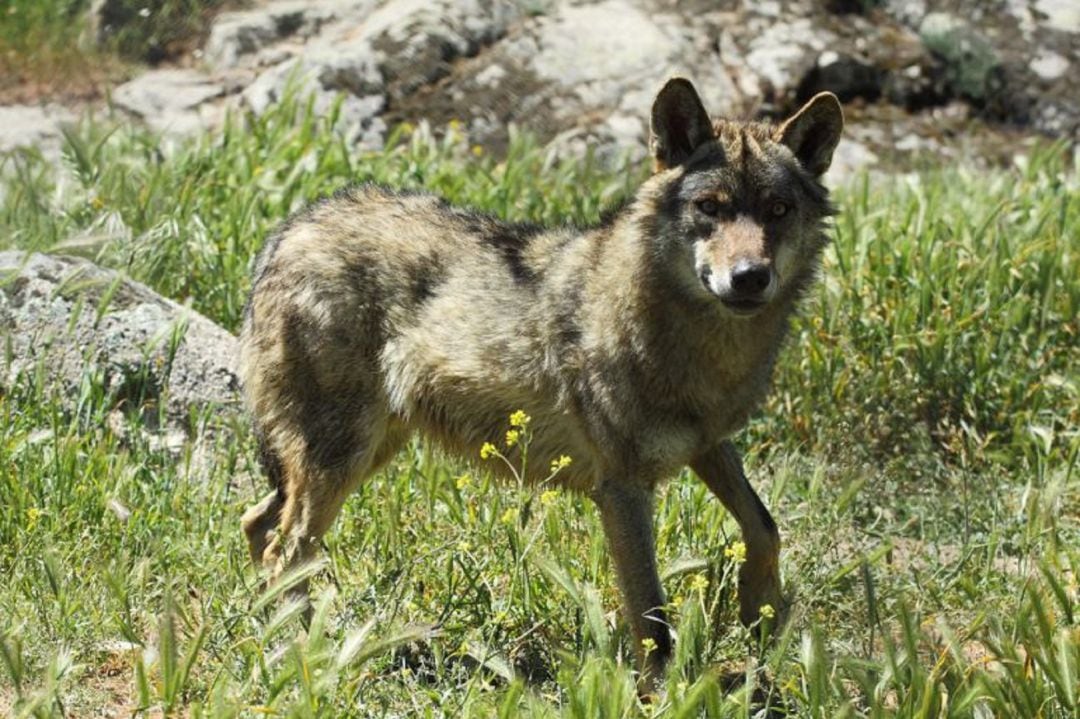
[505,429,520,447]
[26,507,41,530]
[550,455,573,472]
[759,604,776,620]
[455,473,472,490]
[480,442,497,460]
[501,507,519,525]
[688,573,709,593]
[509,410,531,428]
[641,637,657,654]
[540,489,559,505]
[471,145,484,157]
[724,541,747,563]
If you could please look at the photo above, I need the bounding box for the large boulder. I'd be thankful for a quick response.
[0,252,239,434]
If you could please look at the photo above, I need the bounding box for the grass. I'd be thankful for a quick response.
[0,0,229,101]
[0,91,1077,717]
[1,0,111,100]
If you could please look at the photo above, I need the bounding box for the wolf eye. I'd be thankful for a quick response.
[770,201,789,218]
[695,198,720,217]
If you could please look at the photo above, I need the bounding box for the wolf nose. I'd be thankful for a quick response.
[730,262,772,296]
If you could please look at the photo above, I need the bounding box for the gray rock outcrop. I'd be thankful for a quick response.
[1,0,1077,180]
[194,0,1078,167]
[204,0,343,68]
[0,252,239,432]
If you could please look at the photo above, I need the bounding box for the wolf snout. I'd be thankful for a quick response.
[730,262,772,295]
[720,261,775,314]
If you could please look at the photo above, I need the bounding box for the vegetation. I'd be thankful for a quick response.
[0,0,229,100]
[0,91,1077,717]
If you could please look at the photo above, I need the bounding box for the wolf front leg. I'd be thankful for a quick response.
[691,441,785,630]
[594,479,671,695]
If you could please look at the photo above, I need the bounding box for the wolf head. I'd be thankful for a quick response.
[646,78,843,317]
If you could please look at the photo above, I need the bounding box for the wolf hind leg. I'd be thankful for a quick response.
[269,463,355,610]
[242,489,285,568]
[264,424,406,613]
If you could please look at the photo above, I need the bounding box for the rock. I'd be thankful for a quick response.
[1031,98,1080,138]
[1035,0,1080,34]
[112,69,226,135]
[239,0,523,146]
[365,0,526,101]
[0,105,76,161]
[1030,50,1069,82]
[521,0,711,129]
[743,18,835,107]
[825,137,879,186]
[0,105,75,206]
[7,0,1080,187]
[242,44,387,146]
[0,252,239,431]
[529,2,680,94]
[387,0,739,158]
[894,132,934,153]
[1004,0,1039,37]
[242,43,384,109]
[886,0,928,26]
[204,0,348,69]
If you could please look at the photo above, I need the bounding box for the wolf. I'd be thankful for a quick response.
[239,77,842,690]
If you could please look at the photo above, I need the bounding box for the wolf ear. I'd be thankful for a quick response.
[650,78,714,171]
[777,93,844,177]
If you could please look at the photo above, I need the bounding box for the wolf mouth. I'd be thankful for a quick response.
[721,298,767,315]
